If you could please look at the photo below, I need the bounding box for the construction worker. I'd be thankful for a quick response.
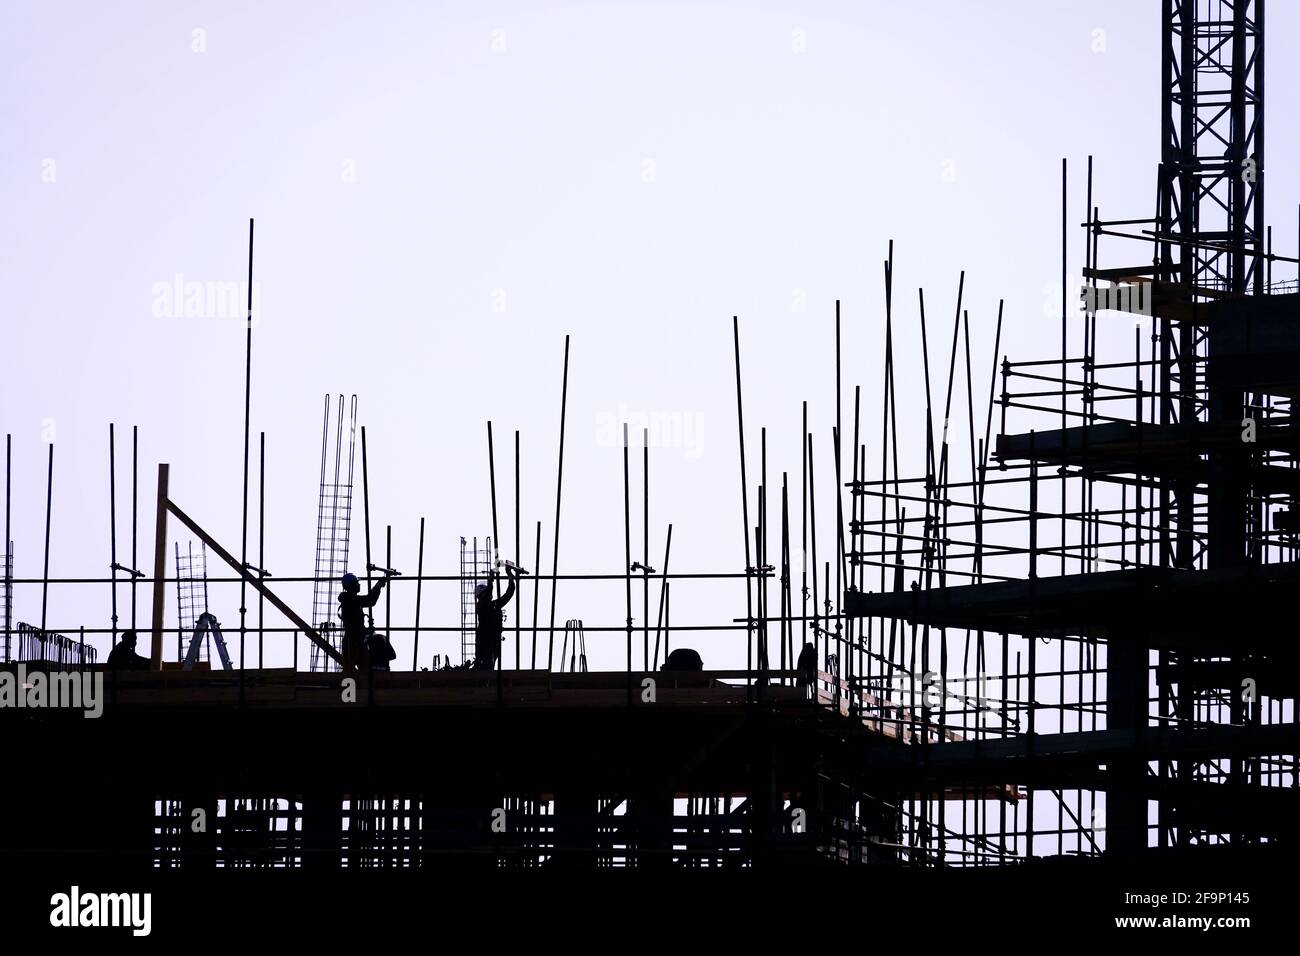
[662,647,703,671]
[366,627,397,671]
[106,629,151,670]
[472,564,517,670]
[338,572,386,672]
[796,641,818,699]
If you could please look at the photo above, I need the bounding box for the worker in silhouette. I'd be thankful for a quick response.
[106,629,151,670]
[366,627,397,671]
[662,647,703,671]
[338,572,386,672]
[796,641,818,698]
[472,565,517,670]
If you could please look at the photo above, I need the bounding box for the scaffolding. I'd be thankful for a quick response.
[3,0,1296,874]
[841,0,1296,861]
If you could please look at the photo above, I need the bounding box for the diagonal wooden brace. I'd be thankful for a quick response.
[150,463,343,668]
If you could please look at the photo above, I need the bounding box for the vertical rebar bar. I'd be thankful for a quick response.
[801,401,808,651]
[239,219,254,680]
[1060,158,1068,578]
[259,430,265,669]
[781,474,790,682]
[643,430,649,672]
[385,525,392,672]
[530,520,541,668]
[807,433,821,663]
[760,426,768,692]
[732,317,754,696]
[131,425,138,629]
[833,303,844,688]
[413,517,424,670]
[109,424,118,646]
[652,524,673,669]
[623,423,633,704]
[40,443,52,631]
[546,335,571,672]
[514,429,520,669]
[3,434,9,662]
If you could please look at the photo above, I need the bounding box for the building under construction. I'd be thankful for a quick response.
[2,0,1296,877]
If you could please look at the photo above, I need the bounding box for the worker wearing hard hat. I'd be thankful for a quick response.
[338,571,386,671]
[107,629,151,671]
[472,564,518,671]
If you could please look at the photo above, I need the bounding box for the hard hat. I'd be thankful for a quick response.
[475,583,489,596]
[342,573,359,588]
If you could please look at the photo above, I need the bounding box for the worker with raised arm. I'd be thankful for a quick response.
[472,563,517,671]
[338,571,387,672]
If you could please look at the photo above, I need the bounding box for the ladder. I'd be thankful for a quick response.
[459,536,493,665]
[175,541,209,662]
[183,612,233,671]
[310,395,358,673]
[1,540,11,663]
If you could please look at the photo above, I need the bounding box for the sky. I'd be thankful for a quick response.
[2,0,1297,675]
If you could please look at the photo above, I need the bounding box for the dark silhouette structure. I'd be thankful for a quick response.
[338,572,385,671]
[106,630,150,670]
[796,642,817,696]
[472,565,516,670]
[366,629,396,671]
[3,0,1294,877]
[662,647,703,671]
[846,0,1291,858]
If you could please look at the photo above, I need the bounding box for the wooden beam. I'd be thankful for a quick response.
[150,463,169,668]
[164,497,343,667]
